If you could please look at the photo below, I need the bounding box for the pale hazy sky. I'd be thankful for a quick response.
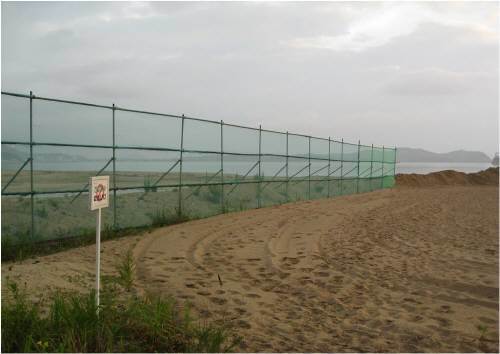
[2,1,499,155]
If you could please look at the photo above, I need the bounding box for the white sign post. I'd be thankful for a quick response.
[89,175,109,312]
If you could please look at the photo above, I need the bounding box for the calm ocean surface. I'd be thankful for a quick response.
[2,160,494,175]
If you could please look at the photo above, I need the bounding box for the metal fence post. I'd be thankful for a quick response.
[308,136,311,199]
[112,104,117,229]
[356,140,360,193]
[285,131,289,202]
[327,136,331,198]
[340,138,344,195]
[369,143,374,192]
[220,120,224,213]
[29,91,34,240]
[258,125,262,208]
[178,115,185,216]
[393,147,397,186]
[381,145,385,189]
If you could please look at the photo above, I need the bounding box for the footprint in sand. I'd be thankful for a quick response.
[233,298,246,305]
[314,271,330,277]
[234,307,247,315]
[236,320,252,329]
[209,297,228,305]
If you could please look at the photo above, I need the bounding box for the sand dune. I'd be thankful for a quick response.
[2,182,498,352]
[396,167,498,187]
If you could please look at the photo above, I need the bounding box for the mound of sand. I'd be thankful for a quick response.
[396,167,499,188]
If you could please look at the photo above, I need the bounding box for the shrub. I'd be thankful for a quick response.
[205,185,222,204]
[314,184,324,194]
[143,176,157,193]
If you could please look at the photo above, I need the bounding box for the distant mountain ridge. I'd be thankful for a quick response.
[1,144,493,164]
[397,147,491,163]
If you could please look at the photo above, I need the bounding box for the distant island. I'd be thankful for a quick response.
[396,147,492,163]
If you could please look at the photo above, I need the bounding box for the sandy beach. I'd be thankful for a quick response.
[2,170,498,352]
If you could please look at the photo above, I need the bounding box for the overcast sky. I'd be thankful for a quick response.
[2,1,499,156]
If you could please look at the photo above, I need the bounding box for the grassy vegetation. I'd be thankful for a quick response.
[1,252,241,353]
[205,184,222,204]
[477,324,488,341]
[148,207,190,228]
[2,203,191,262]
[143,176,158,193]
[2,176,385,261]
[2,224,144,263]
[116,248,135,292]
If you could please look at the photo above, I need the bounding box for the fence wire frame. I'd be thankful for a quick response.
[1,91,397,242]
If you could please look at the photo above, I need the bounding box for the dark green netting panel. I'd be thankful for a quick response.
[184,119,220,152]
[223,124,259,154]
[31,145,113,240]
[287,156,309,202]
[116,110,181,149]
[34,192,114,241]
[2,195,31,243]
[32,145,112,193]
[226,182,259,212]
[181,151,222,217]
[2,143,30,193]
[116,188,178,229]
[2,94,30,142]
[114,148,180,229]
[260,130,287,206]
[34,100,111,146]
[309,137,329,200]
[1,92,397,246]
[260,155,287,207]
[115,149,180,189]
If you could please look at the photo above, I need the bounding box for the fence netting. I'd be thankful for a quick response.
[1,91,397,245]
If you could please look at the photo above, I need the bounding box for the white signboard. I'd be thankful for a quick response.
[89,175,109,313]
[89,176,109,211]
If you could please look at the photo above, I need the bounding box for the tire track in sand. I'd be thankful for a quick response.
[134,187,498,352]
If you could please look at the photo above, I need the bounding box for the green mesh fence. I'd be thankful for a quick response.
[1,91,397,245]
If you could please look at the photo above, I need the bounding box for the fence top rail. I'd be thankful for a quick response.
[1,90,396,151]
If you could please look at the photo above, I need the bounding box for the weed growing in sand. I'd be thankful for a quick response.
[143,176,158,193]
[1,280,241,353]
[116,248,135,292]
[477,324,488,340]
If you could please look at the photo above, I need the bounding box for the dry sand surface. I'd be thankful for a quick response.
[2,171,499,352]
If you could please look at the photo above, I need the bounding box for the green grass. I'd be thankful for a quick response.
[205,184,222,204]
[477,324,488,340]
[143,176,158,193]
[116,248,135,292]
[1,263,241,353]
[2,224,142,263]
[148,207,190,228]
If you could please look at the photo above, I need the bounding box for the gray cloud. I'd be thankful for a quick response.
[1,1,498,156]
[383,68,488,96]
